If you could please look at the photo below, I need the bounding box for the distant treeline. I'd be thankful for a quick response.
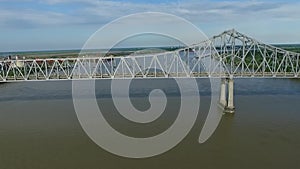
[0,46,183,59]
[1,45,299,59]
[274,44,300,53]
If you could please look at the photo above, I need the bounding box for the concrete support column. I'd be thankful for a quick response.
[225,78,235,113]
[219,78,227,107]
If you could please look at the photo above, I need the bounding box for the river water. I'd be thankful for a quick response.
[0,78,299,169]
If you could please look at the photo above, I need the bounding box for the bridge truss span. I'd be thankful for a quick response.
[212,29,300,78]
[0,41,223,82]
[0,29,299,82]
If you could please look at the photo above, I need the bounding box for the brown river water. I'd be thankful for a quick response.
[0,79,299,169]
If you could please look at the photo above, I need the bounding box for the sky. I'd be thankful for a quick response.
[0,0,300,52]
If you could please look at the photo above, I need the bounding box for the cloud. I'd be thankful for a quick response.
[1,0,300,29]
[70,0,300,24]
[1,0,300,49]
[0,9,83,28]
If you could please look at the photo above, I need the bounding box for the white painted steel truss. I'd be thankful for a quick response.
[0,29,299,82]
[212,29,300,78]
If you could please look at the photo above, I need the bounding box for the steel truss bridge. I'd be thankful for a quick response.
[0,29,299,82]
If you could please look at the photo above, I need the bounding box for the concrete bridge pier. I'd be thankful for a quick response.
[225,78,235,113]
[219,78,227,107]
[219,78,235,114]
